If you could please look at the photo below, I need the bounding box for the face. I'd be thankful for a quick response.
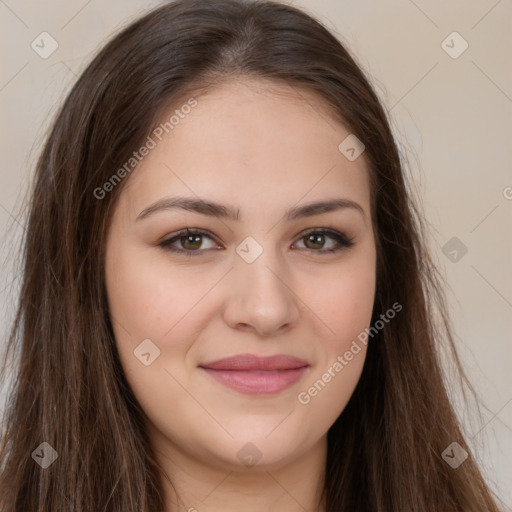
[105,78,377,471]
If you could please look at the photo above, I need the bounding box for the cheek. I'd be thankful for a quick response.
[294,249,376,420]
[105,242,205,342]
[330,269,376,346]
[305,250,376,351]
[104,239,201,389]
[104,243,203,416]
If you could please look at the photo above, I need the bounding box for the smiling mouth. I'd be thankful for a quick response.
[198,353,310,395]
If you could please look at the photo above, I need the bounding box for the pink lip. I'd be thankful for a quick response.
[199,354,310,395]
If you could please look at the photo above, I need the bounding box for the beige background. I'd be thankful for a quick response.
[0,0,510,508]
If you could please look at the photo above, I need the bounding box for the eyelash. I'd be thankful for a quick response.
[158,227,355,257]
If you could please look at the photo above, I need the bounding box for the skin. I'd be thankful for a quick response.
[105,77,377,512]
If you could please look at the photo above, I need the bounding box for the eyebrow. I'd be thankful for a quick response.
[136,196,366,223]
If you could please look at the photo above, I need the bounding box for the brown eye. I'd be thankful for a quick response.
[180,233,203,251]
[294,229,355,254]
[159,227,354,258]
[303,233,326,250]
[159,228,219,256]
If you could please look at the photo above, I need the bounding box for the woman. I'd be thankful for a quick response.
[0,0,503,510]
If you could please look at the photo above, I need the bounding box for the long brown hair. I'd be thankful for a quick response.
[0,0,503,510]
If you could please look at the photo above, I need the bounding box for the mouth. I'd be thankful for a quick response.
[198,353,310,395]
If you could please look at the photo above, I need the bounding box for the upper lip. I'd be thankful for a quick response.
[199,353,310,371]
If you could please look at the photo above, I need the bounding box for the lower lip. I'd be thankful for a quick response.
[201,367,309,395]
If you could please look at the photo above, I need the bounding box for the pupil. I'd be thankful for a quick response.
[184,235,201,249]
[307,234,324,249]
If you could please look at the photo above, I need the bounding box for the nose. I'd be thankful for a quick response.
[222,248,301,338]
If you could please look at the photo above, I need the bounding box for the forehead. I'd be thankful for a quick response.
[119,77,371,220]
